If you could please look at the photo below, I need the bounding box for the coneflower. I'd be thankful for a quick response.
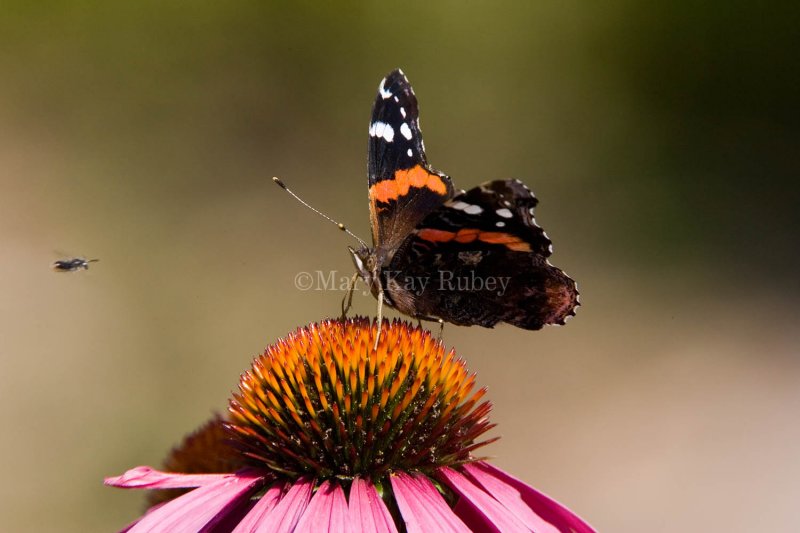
[106,318,594,532]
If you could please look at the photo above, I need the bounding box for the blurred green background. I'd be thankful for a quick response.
[1,2,798,531]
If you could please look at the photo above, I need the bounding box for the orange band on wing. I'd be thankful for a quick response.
[501,241,532,252]
[416,228,532,252]
[370,165,448,204]
[477,231,532,251]
[454,228,480,243]
[416,228,456,242]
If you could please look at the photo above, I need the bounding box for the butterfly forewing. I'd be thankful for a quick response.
[367,69,453,249]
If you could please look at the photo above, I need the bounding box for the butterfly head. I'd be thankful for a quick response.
[349,245,373,279]
[349,245,386,294]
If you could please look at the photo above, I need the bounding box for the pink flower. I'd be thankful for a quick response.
[106,319,595,532]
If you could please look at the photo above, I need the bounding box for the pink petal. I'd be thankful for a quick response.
[104,466,235,489]
[391,472,471,533]
[294,480,352,532]
[126,472,265,533]
[349,478,398,533]
[231,482,287,533]
[461,463,560,533]
[438,467,530,532]
[472,462,596,533]
[245,476,314,532]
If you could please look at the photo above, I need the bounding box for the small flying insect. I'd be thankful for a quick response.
[52,257,99,272]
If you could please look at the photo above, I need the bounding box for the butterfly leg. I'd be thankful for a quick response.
[374,288,384,350]
[414,314,446,341]
[340,272,359,320]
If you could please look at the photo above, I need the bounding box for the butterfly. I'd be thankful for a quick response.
[345,69,579,331]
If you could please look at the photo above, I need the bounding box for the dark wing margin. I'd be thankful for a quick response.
[367,69,453,249]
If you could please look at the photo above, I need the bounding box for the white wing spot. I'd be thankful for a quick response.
[495,221,506,228]
[393,96,399,102]
[528,207,536,216]
[369,121,395,142]
[407,148,413,157]
[464,204,483,215]
[496,208,513,218]
[382,124,395,142]
[450,201,470,211]
[400,107,407,118]
[379,78,392,99]
[400,123,413,140]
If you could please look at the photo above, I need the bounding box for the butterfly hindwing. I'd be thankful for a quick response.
[383,179,578,329]
[414,179,553,256]
[367,69,453,249]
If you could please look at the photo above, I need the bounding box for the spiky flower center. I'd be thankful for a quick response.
[227,318,495,482]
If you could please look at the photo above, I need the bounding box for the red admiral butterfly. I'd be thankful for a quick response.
[276,69,578,334]
[349,69,579,330]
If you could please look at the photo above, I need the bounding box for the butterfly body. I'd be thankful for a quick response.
[351,69,579,329]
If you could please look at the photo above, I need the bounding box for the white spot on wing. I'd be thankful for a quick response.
[528,207,536,216]
[382,124,394,142]
[450,201,470,211]
[407,148,413,157]
[496,221,506,227]
[464,204,483,215]
[400,123,412,140]
[379,78,392,99]
[370,121,395,142]
[496,208,513,218]
[400,107,406,118]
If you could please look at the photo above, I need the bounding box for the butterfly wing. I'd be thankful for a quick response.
[368,69,454,250]
[384,179,578,329]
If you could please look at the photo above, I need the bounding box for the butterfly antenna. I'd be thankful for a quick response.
[272,177,368,248]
